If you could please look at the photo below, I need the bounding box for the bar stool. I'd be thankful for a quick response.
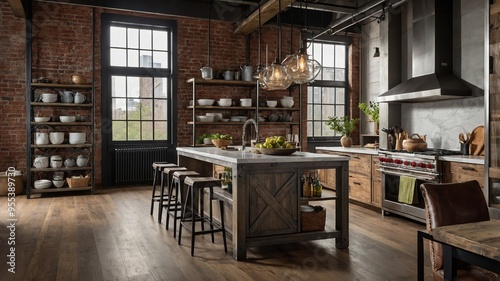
[150,162,177,217]
[158,166,187,223]
[166,170,200,237]
[178,176,227,256]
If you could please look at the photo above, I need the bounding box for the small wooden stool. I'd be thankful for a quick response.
[178,176,227,256]
[167,170,200,237]
[158,166,187,223]
[150,162,177,217]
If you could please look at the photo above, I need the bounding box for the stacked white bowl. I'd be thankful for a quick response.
[240,98,252,107]
[217,98,232,107]
[60,116,76,122]
[266,100,278,108]
[69,132,86,144]
[206,112,222,121]
[197,99,215,106]
[41,93,57,103]
[34,179,52,189]
[49,132,64,144]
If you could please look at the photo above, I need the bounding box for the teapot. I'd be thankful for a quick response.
[59,90,74,103]
[64,158,76,168]
[35,132,49,145]
[74,92,86,104]
[240,65,253,81]
[403,133,428,152]
[33,155,49,168]
[50,155,63,168]
[200,66,213,80]
[76,155,89,167]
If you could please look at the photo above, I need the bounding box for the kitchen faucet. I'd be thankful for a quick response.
[241,118,259,151]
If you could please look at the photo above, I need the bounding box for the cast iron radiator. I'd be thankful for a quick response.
[114,147,169,183]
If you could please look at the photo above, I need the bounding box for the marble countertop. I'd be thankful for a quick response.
[315,146,484,165]
[177,147,350,164]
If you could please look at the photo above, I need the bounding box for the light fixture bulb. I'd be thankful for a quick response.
[260,58,292,90]
[283,49,322,84]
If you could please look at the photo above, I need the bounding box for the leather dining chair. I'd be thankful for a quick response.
[419,180,499,281]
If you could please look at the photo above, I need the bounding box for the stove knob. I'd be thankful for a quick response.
[403,161,410,166]
[410,161,417,167]
[379,157,385,162]
[418,162,426,168]
[387,158,394,163]
[426,163,434,169]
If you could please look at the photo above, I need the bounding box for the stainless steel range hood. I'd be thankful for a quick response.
[377,0,472,103]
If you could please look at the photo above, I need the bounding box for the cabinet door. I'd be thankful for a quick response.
[371,156,382,207]
[442,162,485,189]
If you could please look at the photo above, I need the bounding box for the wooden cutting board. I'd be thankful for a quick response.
[469,125,485,156]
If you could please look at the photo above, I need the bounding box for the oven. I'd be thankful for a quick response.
[378,149,459,223]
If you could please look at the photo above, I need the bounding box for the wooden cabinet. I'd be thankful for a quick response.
[27,83,95,198]
[442,161,485,189]
[187,78,300,146]
[316,149,379,207]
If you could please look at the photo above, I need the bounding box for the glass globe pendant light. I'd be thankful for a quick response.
[259,0,291,90]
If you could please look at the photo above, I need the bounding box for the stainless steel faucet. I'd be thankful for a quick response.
[242,118,259,150]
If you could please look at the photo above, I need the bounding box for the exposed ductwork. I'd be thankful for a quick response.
[377,0,472,103]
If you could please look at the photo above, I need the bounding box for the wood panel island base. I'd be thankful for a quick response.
[176,147,350,260]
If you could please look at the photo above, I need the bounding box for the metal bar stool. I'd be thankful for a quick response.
[150,162,177,217]
[158,166,187,223]
[167,170,200,237]
[178,176,227,256]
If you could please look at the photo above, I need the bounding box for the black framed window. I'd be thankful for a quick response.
[307,42,348,139]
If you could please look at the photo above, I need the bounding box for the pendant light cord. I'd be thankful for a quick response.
[258,3,261,65]
[208,0,211,67]
[277,0,282,61]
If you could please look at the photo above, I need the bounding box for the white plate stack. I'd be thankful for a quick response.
[69,132,86,144]
[34,179,52,189]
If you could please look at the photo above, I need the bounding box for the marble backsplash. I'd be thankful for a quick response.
[400,96,484,151]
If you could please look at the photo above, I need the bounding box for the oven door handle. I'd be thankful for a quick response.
[377,168,438,181]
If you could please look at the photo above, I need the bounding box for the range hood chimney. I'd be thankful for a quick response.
[377,0,471,103]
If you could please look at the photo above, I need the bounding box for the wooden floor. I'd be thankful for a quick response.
[0,186,434,281]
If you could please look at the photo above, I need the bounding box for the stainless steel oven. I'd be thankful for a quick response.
[378,149,460,223]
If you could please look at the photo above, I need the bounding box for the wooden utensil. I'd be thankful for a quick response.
[459,133,465,143]
[469,126,485,155]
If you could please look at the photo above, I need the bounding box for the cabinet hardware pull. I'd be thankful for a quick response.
[461,166,476,171]
[353,181,361,185]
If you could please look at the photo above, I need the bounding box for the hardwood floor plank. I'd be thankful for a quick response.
[0,186,436,280]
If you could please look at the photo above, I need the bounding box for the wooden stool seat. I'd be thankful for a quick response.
[157,167,187,223]
[150,162,177,217]
[178,176,227,256]
[166,170,200,237]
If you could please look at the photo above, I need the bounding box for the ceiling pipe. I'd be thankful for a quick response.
[313,0,409,39]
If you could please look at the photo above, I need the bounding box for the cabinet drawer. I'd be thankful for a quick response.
[442,162,485,188]
[349,154,371,178]
[349,175,371,203]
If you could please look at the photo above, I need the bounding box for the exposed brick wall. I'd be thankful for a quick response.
[349,34,361,145]
[0,0,359,188]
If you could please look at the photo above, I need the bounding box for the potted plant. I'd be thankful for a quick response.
[326,116,360,147]
[358,101,380,134]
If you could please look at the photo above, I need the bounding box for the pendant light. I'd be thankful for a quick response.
[282,0,322,84]
[260,0,292,90]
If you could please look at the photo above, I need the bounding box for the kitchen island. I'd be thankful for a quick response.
[176,147,350,260]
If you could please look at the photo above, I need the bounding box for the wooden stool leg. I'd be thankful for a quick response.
[150,167,158,215]
[178,184,190,245]
[220,200,227,253]
[190,184,196,256]
[209,187,214,243]
[158,172,166,223]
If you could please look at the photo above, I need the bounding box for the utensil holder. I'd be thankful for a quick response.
[461,143,470,155]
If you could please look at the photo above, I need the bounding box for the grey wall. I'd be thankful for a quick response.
[361,0,486,150]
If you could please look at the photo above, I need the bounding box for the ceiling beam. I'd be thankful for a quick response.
[233,0,296,35]
[8,0,26,18]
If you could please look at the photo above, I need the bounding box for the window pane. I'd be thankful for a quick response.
[127,99,140,120]
[322,105,334,119]
[153,51,168,68]
[128,49,139,67]
[110,26,126,48]
[313,87,321,103]
[335,69,345,81]
[307,121,313,136]
[323,67,335,80]
[154,78,168,98]
[140,51,153,67]
[154,100,168,120]
[112,121,126,141]
[128,28,139,49]
[336,88,345,102]
[335,45,346,68]
[307,104,313,119]
[127,77,140,98]
[140,29,152,49]
[313,105,322,120]
[322,88,335,104]
[322,44,335,67]
[154,121,168,140]
[110,48,126,67]
[307,87,313,103]
[153,30,168,51]
[142,121,153,140]
[323,122,335,136]
[313,43,322,63]
[140,99,153,120]
[127,121,141,140]
[139,77,153,98]
[112,98,127,120]
[112,76,126,97]
[313,122,322,136]
[336,106,345,117]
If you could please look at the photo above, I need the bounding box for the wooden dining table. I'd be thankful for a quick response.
[431,220,500,281]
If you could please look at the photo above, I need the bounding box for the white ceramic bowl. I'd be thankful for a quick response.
[283,96,293,100]
[217,99,232,107]
[240,98,252,107]
[60,116,76,122]
[197,99,215,106]
[196,115,215,122]
[280,98,294,108]
[34,117,50,122]
[206,113,223,121]
[34,179,52,189]
[69,132,86,144]
[221,118,229,122]
[266,100,277,108]
[52,179,65,188]
[49,132,64,144]
[41,93,57,103]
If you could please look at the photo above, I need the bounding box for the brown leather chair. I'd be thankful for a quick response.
[420,180,499,281]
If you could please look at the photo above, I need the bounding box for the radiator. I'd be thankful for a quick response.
[114,147,169,183]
